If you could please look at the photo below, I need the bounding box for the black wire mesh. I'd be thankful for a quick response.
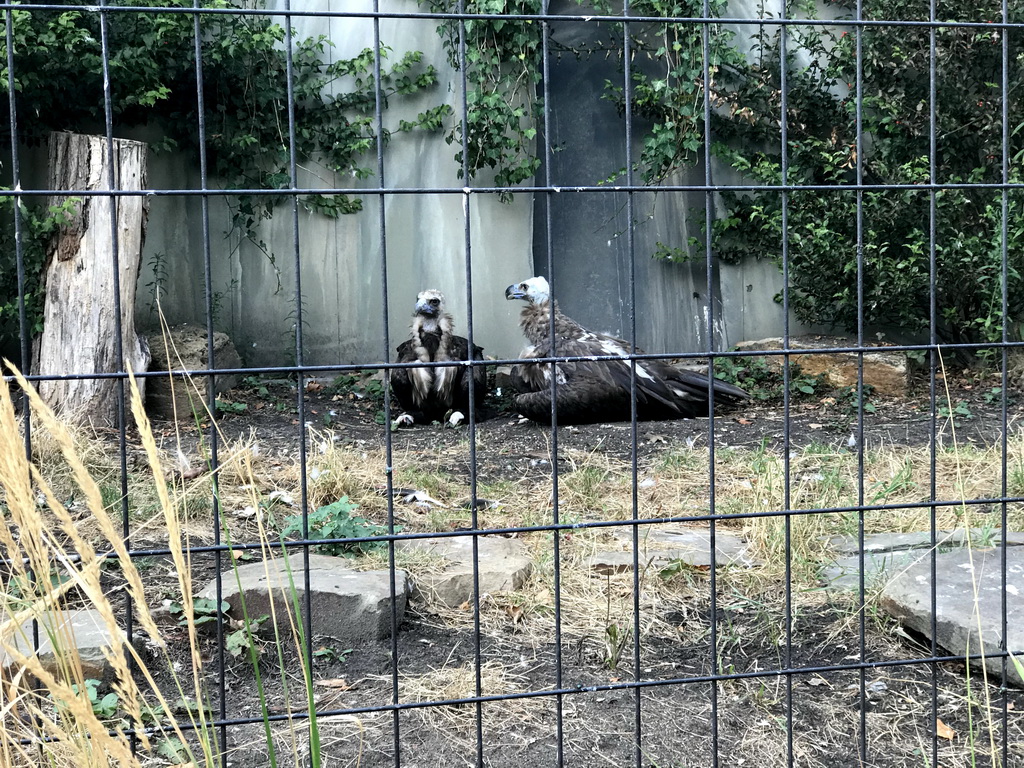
[2,2,1023,767]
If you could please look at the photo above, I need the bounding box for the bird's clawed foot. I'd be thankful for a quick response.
[392,413,415,429]
[446,410,466,428]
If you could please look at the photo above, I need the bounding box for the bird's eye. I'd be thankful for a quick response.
[520,283,528,290]
[429,298,440,306]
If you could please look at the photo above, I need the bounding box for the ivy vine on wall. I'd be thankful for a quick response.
[0,0,445,356]
[421,0,545,199]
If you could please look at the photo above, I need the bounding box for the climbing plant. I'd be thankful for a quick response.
[0,0,445,351]
[602,0,1023,350]
[588,0,746,185]
[705,0,1024,350]
[421,0,545,199]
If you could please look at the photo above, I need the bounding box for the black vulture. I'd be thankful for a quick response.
[504,276,748,424]
[390,289,487,427]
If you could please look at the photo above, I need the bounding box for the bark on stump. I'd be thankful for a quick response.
[33,133,150,426]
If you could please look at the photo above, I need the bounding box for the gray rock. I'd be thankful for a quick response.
[2,608,137,683]
[821,550,934,591]
[202,553,409,644]
[821,529,1024,591]
[395,535,532,607]
[588,525,758,574]
[735,335,908,396]
[827,529,1024,556]
[146,324,243,419]
[881,547,1024,686]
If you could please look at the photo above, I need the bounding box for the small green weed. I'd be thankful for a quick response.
[281,497,396,556]
[313,645,353,664]
[242,376,270,398]
[939,400,973,421]
[215,399,247,415]
[982,386,1014,406]
[167,597,229,629]
[837,384,877,415]
[714,356,825,402]
[225,614,270,659]
[68,679,119,721]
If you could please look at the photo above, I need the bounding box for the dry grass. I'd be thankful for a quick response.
[370,659,537,735]
[4,346,1022,766]
[0,361,347,767]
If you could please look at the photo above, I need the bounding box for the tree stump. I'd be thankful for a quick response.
[33,133,151,427]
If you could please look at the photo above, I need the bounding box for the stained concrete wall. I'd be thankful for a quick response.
[136,0,534,367]
[533,0,813,355]
[130,0,820,368]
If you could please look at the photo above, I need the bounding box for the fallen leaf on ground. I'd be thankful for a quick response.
[936,718,955,741]
[504,605,525,624]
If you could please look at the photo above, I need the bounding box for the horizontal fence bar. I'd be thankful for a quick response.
[3,4,1022,31]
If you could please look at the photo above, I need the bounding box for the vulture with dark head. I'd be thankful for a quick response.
[504,276,748,424]
[390,289,487,427]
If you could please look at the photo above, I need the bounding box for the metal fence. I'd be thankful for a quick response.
[3,1,1023,767]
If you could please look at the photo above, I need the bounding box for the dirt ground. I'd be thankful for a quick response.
[126,366,1024,768]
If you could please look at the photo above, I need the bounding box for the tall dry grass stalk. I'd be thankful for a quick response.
[0,360,304,768]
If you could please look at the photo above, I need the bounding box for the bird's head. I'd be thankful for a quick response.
[414,289,445,317]
[505,276,550,304]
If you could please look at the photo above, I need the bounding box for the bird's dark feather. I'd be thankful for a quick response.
[510,301,747,425]
[391,322,487,424]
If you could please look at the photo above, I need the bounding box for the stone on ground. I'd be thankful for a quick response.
[821,528,1024,591]
[202,553,409,644]
[881,546,1024,687]
[395,535,532,607]
[587,525,758,575]
[2,608,137,683]
[735,335,908,396]
[146,323,243,419]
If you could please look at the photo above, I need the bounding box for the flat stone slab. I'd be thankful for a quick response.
[2,608,135,683]
[735,335,907,396]
[881,547,1024,687]
[822,529,1024,590]
[822,550,934,591]
[395,536,532,607]
[202,553,409,644]
[588,525,758,574]
[827,529,1024,555]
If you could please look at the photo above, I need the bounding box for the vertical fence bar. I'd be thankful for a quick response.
[4,6,29,456]
[96,4,137,755]
[537,3,565,763]
[279,5,316,754]
[926,2,939,765]
[778,3,794,766]
[188,2,228,761]
[452,2,486,763]
[998,0,1011,764]
[701,1,719,765]
[852,1,868,762]
[617,2,644,766]
[368,2,403,765]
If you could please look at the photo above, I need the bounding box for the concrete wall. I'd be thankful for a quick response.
[129,0,818,368]
[136,0,534,367]
[533,0,813,355]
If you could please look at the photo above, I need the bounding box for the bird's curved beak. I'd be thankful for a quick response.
[415,300,438,316]
[505,284,526,301]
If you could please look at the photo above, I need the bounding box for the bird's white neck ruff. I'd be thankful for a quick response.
[414,314,453,336]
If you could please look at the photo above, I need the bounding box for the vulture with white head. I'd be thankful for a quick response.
[504,276,748,424]
[390,289,487,427]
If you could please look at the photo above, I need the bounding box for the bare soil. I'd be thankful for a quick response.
[126,368,1024,768]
